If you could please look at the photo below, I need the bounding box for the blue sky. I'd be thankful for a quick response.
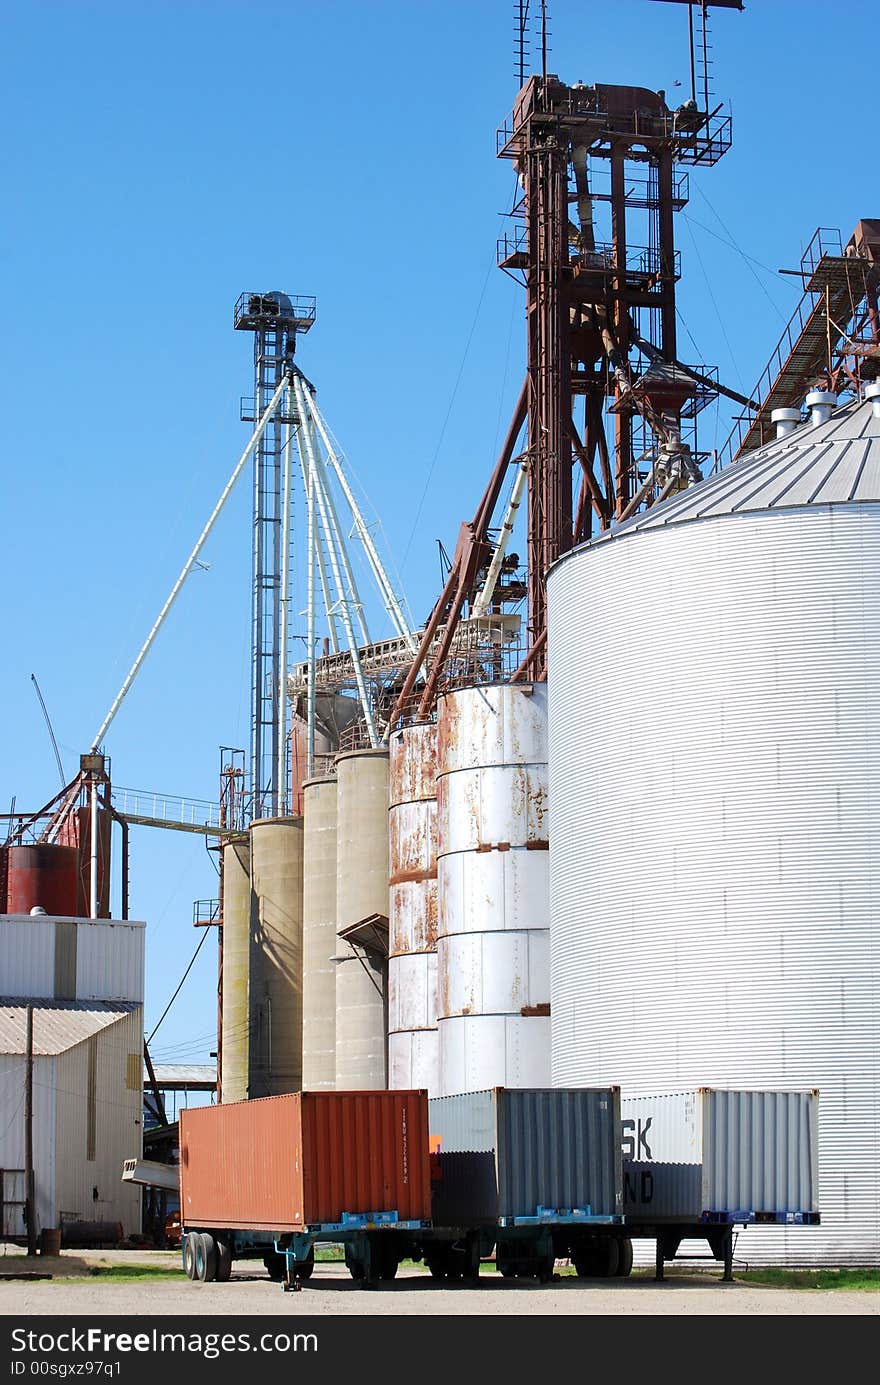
[1,0,875,1070]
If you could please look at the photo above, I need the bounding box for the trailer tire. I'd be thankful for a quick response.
[614,1237,633,1278]
[574,1238,619,1279]
[215,1239,232,1283]
[296,1246,315,1281]
[497,1257,517,1279]
[263,1250,286,1282]
[195,1232,217,1282]
[182,1234,198,1281]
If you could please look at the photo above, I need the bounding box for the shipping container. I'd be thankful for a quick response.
[621,1089,820,1224]
[429,1087,621,1226]
[180,1090,431,1233]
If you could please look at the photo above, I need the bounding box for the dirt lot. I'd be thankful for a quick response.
[0,1249,876,1316]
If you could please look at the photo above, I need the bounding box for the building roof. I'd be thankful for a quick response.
[589,393,880,547]
[0,999,138,1056]
[145,1064,216,1090]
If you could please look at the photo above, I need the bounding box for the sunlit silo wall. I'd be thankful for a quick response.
[436,683,550,1097]
[249,816,304,1097]
[335,749,389,1089]
[547,396,880,1265]
[301,776,338,1090]
[388,723,439,1093]
[220,837,251,1102]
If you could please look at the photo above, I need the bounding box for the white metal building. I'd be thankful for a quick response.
[548,390,880,1265]
[0,1001,144,1239]
[0,914,145,1241]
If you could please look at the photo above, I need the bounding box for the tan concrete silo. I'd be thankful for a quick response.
[334,749,389,1089]
[220,836,252,1102]
[249,816,304,1097]
[301,776,338,1089]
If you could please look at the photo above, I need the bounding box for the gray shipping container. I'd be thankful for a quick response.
[429,1088,622,1226]
[621,1089,820,1224]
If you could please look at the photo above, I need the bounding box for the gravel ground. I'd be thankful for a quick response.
[0,1251,876,1316]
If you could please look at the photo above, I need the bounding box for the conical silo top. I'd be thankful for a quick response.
[582,392,880,552]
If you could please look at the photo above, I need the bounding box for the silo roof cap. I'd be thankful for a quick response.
[578,392,880,554]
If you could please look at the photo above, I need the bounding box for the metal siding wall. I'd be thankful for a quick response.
[75,921,145,1003]
[0,1054,56,1235]
[0,918,56,997]
[549,506,880,1264]
[54,1009,143,1237]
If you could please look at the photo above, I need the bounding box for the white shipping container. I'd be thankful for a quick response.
[621,1089,819,1224]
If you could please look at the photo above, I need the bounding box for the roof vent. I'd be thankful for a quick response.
[865,382,880,420]
[805,389,836,427]
[771,407,801,439]
[29,906,47,916]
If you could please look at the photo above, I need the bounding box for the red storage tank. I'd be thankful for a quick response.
[6,844,80,916]
[180,1091,431,1232]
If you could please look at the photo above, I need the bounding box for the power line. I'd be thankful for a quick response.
[147,928,210,1044]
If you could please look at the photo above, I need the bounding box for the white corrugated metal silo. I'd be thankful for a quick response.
[436,683,551,1096]
[547,393,880,1265]
[388,723,440,1093]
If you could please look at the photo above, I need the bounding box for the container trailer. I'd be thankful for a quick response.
[175,1086,820,1288]
[428,1087,624,1280]
[179,1090,432,1287]
[621,1089,820,1278]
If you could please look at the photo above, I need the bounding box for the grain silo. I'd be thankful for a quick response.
[219,837,251,1102]
[548,387,880,1265]
[249,816,304,1097]
[388,723,439,1093]
[436,683,550,1096]
[301,776,338,1089]
[334,749,389,1089]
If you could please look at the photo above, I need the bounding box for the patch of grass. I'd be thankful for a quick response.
[76,1266,184,1283]
[736,1268,880,1292]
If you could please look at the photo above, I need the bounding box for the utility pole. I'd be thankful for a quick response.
[25,1004,36,1257]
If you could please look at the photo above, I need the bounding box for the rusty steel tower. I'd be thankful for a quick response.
[390,1,743,722]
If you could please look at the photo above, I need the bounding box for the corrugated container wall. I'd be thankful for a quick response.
[0,917,144,1004]
[334,751,389,1090]
[249,817,304,1097]
[547,396,880,1265]
[436,685,551,1097]
[621,1090,819,1223]
[180,1091,430,1231]
[220,839,251,1102]
[429,1087,621,1225]
[388,724,439,1094]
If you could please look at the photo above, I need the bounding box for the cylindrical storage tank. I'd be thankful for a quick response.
[547,395,880,1266]
[334,749,389,1090]
[436,683,551,1097]
[6,845,79,917]
[388,723,440,1093]
[220,837,251,1103]
[249,817,304,1098]
[301,776,338,1090]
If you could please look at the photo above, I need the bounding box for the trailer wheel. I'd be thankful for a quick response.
[614,1237,633,1278]
[182,1234,198,1281]
[574,1238,619,1279]
[296,1247,315,1281]
[497,1257,518,1279]
[215,1239,232,1283]
[195,1232,217,1282]
[263,1250,286,1282]
[369,1235,399,1281]
[536,1253,556,1283]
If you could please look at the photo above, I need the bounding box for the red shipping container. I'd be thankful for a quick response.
[180,1090,430,1232]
